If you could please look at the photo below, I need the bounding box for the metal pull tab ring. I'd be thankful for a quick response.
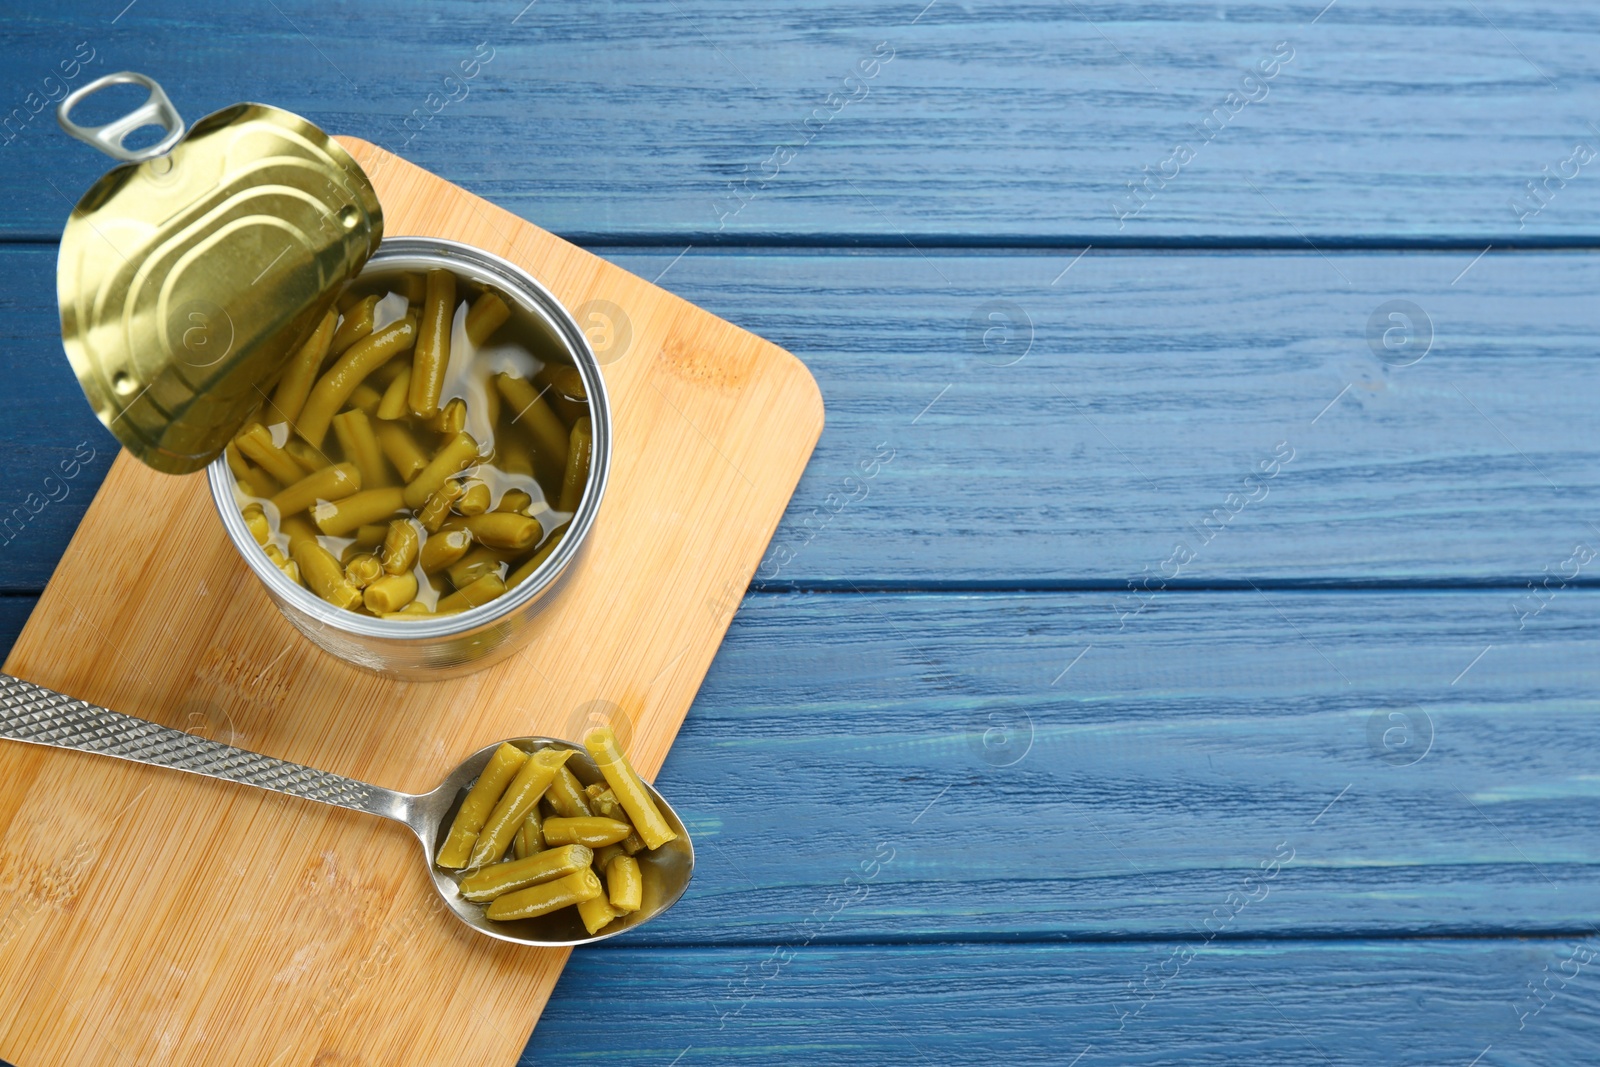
[57,71,186,163]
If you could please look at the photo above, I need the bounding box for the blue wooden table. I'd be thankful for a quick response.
[5,2,1600,1063]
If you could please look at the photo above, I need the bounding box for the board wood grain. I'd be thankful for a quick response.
[0,139,822,1067]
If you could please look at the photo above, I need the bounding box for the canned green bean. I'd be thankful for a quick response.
[208,238,611,678]
[52,75,610,677]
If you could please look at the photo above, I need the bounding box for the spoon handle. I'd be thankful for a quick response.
[0,673,409,823]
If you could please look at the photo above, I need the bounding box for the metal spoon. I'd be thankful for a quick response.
[0,672,694,947]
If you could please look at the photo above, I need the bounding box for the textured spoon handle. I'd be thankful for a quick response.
[0,673,408,822]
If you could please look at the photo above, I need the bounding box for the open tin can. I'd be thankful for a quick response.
[55,74,610,679]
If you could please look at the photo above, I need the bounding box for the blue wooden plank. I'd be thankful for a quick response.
[635,589,1600,942]
[608,247,1600,587]
[0,599,33,657]
[1,590,1591,941]
[525,939,1600,1065]
[4,245,1598,589]
[3,2,1600,241]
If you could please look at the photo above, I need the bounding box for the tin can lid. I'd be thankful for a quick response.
[56,72,383,474]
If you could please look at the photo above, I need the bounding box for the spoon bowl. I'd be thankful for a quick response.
[0,674,695,948]
[412,737,694,945]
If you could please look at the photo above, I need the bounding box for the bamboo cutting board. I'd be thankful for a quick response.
[0,140,823,1067]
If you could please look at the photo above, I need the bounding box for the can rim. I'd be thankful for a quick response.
[207,236,612,642]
